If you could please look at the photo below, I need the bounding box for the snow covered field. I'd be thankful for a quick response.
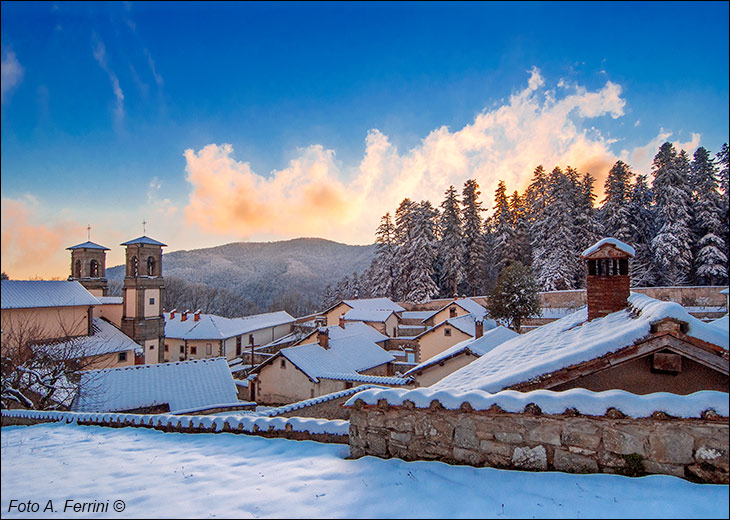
[1,423,728,519]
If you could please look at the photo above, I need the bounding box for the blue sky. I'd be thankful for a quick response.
[1,1,728,278]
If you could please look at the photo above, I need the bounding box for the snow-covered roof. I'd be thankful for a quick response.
[709,314,728,331]
[96,296,123,305]
[1,280,100,309]
[404,326,519,377]
[580,237,635,258]
[318,373,410,385]
[39,317,141,358]
[423,298,488,322]
[72,358,239,413]
[297,321,388,345]
[433,293,728,394]
[120,235,167,247]
[415,313,497,340]
[400,311,436,320]
[66,241,110,251]
[279,335,395,383]
[341,297,405,313]
[721,288,729,295]
[164,310,294,340]
[343,308,395,322]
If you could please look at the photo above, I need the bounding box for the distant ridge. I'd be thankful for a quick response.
[106,237,376,310]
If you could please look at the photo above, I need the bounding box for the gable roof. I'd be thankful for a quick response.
[342,297,405,312]
[71,358,238,413]
[66,241,109,251]
[1,280,100,309]
[404,326,519,378]
[278,335,396,383]
[39,317,141,359]
[164,310,294,340]
[120,235,167,247]
[343,308,396,323]
[422,298,489,322]
[414,313,497,340]
[296,321,388,345]
[581,237,635,258]
[433,293,728,394]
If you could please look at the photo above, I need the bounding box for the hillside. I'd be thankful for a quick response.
[106,237,376,312]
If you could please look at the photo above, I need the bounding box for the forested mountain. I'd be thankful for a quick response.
[106,238,376,316]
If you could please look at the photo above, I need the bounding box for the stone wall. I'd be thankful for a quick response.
[348,401,728,484]
[539,286,728,309]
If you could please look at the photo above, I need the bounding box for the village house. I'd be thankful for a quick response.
[431,238,729,395]
[251,326,411,405]
[320,297,405,336]
[294,319,389,346]
[71,357,247,414]
[403,325,519,387]
[162,309,294,363]
[421,297,489,327]
[413,313,497,364]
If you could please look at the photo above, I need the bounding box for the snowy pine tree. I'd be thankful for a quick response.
[437,186,465,297]
[600,160,634,242]
[393,198,418,300]
[368,212,398,298]
[492,180,514,274]
[509,190,532,267]
[691,147,728,285]
[651,143,694,286]
[403,201,440,303]
[627,174,657,287]
[461,179,488,296]
[716,143,729,256]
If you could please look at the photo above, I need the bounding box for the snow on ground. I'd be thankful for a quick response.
[2,423,728,519]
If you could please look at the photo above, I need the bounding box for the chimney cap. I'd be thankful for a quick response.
[581,237,635,259]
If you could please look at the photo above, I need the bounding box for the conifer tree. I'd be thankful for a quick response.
[574,171,603,287]
[600,160,634,242]
[716,143,729,253]
[492,180,514,274]
[651,143,694,285]
[437,186,465,297]
[368,212,398,298]
[509,190,532,267]
[403,201,440,303]
[487,261,541,333]
[627,174,657,286]
[691,147,728,285]
[461,179,488,296]
[393,198,417,300]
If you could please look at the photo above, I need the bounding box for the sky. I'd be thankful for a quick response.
[1,1,728,279]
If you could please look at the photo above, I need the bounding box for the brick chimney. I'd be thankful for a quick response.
[181,310,188,322]
[339,313,346,328]
[581,238,635,321]
[170,308,177,319]
[474,320,484,338]
[317,328,329,349]
[194,310,201,322]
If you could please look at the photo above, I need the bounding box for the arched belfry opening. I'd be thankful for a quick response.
[75,260,82,278]
[147,256,156,276]
[90,259,99,277]
[131,256,139,278]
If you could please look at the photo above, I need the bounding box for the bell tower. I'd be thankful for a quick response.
[120,234,166,364]
[67,233,110,296]
[581,237,635,321]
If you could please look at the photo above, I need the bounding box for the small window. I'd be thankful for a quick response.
[236,336,242,356]
[206,343,212,355]
[191,346,197,355]
[149,344,155,350]
[345,382,353,389]
[280,359,286,369]
[444,327,452,337]
[149,298,155,305]
[179,346,184,354]
[164,344,169,352]
[249,334,254,345]
[118,352,127,362]
[310,388,315,398]
[449,306,457,318]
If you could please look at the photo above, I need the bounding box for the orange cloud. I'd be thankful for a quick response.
[1,197,85,279]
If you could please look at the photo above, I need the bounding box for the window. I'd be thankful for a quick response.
[90,259,99,277]
[449,306,457,318]
[164,344,169,352]
[118,352,127,362]
[280,359,286,369]
[206,343,212,355]
[75,259,82,278]
[236,336,242,356]
[249,334,255,346]
[191,346,197,355]
[149,344,155,350]
[131,256,139,277]
[444,327,452,337]
[179,346,184,354]
[149,298,155,305]
[345,382,353,389]
[147,256,156,276]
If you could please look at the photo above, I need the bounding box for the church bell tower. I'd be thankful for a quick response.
[120,235,166,364]
[67,233,110,296]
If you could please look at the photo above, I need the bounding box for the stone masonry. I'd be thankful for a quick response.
[348,400,729,484]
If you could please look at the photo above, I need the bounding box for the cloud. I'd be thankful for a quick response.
[1,49,24,103]
[621,129,701,177]
[147,177,177,217]
[1,196,85,279]
[92,36,124,128]
[181,67,693,244]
